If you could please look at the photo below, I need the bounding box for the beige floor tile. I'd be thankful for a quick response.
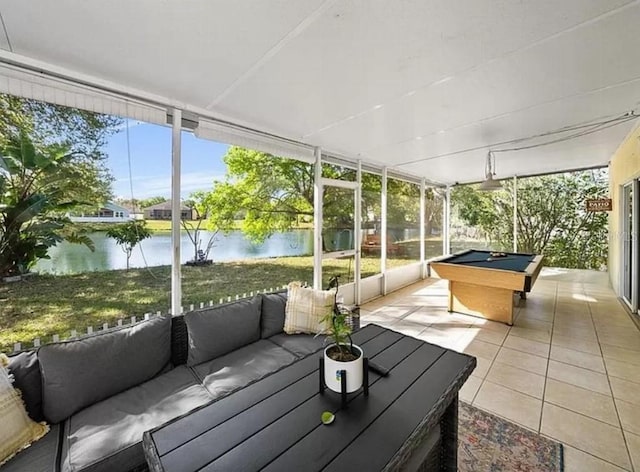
[544,378,619,426]
[615,399,640,436]
[472,356,492,379]
[388,320,428,338]
[513,317,552,332]
[601,343,640,367]
[563,445,627,472]
[486,362,545,398]
[467,327,508,345]
[473,380,542,431]
[598,333,640,352]
[517,308,555,323]
[459,375,483,403]
[509,326,552,343]
[605,358,640,384]
[552,325,599,343]
[594,315,637,329]
[550,345,605,373]
[610,377,640,406]
[596,324,640,338]
[360,313,400,325]
[414,327,459,350]
[470,318,512,334]
[403,309,446,325]
[552,333,601,355]
[547,360,610,395]
[626,431,640,472]
[503,334,550,357]
[457,338,500,360]
[541,403,630,470]
[494,346,548,375]
[553,320,596,333]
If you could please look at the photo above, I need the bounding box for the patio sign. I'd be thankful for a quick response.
[586,198,612,212]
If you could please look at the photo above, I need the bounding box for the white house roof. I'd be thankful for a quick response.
[103,202,129,213]
[0,1,638,185]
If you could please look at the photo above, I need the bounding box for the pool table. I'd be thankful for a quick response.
[430,249,544,325]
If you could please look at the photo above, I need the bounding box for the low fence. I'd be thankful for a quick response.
[8,286,290,354]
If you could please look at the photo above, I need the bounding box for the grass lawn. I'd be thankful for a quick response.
[0,256,414,352]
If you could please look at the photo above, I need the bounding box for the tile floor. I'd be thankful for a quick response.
[360,267,640,471]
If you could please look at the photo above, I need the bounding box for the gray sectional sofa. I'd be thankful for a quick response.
[4,291,326,472]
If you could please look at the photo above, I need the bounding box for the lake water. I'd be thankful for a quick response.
[35,230,315,274]
[34,227,434,275]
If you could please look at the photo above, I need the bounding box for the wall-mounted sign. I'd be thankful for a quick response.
[586,198,612,212]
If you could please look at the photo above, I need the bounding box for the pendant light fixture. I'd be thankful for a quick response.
[479,151,503,191]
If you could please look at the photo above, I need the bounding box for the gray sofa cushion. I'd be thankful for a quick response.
[260,291,287,338]
[1,423,60,472]
[8,350,44,422]
[268,333,325,357]
[59,366,211,472]
[38,315,171,424]
[192,339,297,398]
[185,297,261,366]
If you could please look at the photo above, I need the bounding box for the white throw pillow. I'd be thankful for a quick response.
[0,354,49,466]
[284,282,335,334]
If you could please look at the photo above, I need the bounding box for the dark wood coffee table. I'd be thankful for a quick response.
[143,324,476,472]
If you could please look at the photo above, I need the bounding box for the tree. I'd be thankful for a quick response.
[0,95,122,275]
[181,191,224,263]
[139,196,168,209]
[0,133,95,277]
[106,221,151,270]
[0,94,121,200]
[206,147,427,245]
[451,170,608,269]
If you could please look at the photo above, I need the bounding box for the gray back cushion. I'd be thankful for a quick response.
[8,350,44,422]
[38,315,171,424]
[260,291,287,338]
[185,297,261,366]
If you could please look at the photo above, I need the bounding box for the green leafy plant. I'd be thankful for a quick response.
[318,276,357,362]
[0,132,96,277]
[106,221,151,270]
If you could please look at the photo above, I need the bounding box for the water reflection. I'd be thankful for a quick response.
[35,229,314,274]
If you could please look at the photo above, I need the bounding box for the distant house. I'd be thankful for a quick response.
[143,200,195,220]
[69,202,133,223]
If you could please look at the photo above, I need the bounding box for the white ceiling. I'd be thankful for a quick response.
[1,0,639,185]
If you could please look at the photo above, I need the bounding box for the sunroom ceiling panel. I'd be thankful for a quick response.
[302,3,640,157]
[367,79,640,173]
[213,0,635,138]
[0,0,327,108]
[399,123,634,185]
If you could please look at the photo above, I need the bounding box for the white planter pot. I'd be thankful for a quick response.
[323,344,363,393]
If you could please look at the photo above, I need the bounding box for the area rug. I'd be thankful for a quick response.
[458,402,563,472]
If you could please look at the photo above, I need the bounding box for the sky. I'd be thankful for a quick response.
[105,120,230,200]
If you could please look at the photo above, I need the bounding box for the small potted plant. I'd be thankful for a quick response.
[319,277,363,394]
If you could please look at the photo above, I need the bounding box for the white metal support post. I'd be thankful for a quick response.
[420,178,426,278]
[443,186,451,255]
[513,176,518,252]
[313,148,323,290]
[355,160,362,304]
[381,167,388,295]
[632,179,639,311]
[171,108,182,316]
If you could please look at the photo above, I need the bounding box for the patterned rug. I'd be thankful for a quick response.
[459,402,564,472]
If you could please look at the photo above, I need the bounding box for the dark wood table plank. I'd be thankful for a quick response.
[160,331,414,472]
[144,325,476,472]
[324,350,476,471]
[202,342,443,472]
[148,324,387,456]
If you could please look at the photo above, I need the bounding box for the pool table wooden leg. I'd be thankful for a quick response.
[449,281,514,325]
